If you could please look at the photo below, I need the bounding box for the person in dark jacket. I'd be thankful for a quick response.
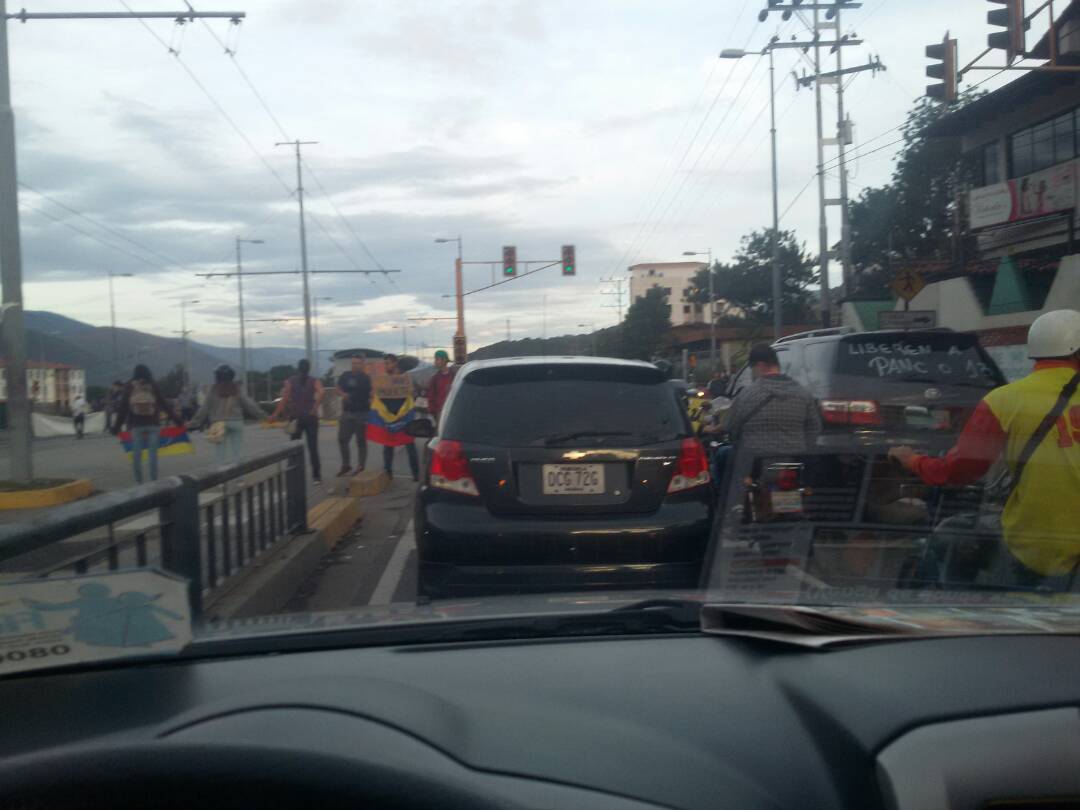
[271,358,325,484]
[715,344,821,491]
[426,349,457,424]
[335,355,372,476]
[189,364,267,464]
[112,364,183,484]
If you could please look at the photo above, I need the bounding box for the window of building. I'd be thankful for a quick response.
[1008,105,1079,178]
[647,269,655,276]
[663,287,672,296]
[682,305,690,314]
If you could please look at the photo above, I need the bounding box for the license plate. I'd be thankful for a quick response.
[542,464,605,495]
[770,490,804,514]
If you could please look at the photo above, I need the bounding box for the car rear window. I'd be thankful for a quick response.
[835,334,1003,387]
[443,364,689,446]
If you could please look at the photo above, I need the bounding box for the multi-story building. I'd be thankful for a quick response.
[628,261,707,326]
[0,361,86,417]
[855,6,1080,380]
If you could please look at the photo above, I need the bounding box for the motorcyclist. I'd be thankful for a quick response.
[889,309,1080,589]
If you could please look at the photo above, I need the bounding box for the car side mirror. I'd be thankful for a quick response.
[405,418,435,439]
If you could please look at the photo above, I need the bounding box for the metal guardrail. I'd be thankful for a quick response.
[0,444,308,621]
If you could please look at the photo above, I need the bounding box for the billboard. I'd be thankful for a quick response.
[969,159,1076,230]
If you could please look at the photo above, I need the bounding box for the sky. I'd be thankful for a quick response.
[10,0,1023,361]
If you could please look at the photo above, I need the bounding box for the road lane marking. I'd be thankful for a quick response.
[369,519,415,605]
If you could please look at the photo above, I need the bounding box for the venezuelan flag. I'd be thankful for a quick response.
[366,396,418,448]
[120,426,196,460]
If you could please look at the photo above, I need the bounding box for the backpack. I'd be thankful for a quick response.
[129,381,157,418]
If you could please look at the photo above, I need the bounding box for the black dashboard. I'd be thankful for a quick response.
[1,632,1079,809]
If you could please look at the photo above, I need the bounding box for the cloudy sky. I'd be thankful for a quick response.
[12,0,1018,358]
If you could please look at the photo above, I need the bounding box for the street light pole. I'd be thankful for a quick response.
[235,237,263,395]
[720,45,784,340]
[768,45,783,341]
[313,296,332,376]
[436,236,465,364]
[179,298,200,388]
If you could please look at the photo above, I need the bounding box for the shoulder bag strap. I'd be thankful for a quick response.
[1011,371,1080,496]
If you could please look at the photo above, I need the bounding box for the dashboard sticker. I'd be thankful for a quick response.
[0,569,192,676]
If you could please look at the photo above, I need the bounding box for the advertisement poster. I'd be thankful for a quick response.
[969,159,1076,230]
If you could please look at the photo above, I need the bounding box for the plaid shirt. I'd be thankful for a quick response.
[726,373,821,455]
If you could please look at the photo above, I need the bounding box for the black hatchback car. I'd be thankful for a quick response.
[727,327,1007,452]
[414,357,713,599]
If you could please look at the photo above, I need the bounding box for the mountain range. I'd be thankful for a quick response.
[20,311,304,388]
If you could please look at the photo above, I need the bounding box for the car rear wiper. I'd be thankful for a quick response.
[541,430,637,446]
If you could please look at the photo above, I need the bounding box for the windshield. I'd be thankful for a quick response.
[1,0,1079,675]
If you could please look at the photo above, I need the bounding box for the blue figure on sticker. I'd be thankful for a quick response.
[24,583,182,648]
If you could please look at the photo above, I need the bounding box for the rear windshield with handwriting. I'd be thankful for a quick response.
[836,336,999,385]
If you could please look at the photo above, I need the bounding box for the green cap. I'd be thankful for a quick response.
[434,349,450,361]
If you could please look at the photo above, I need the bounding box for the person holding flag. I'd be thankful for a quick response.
[367,354,420,481]
[111,364,190,484]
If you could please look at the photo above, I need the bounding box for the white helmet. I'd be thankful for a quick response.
[1027,309,1080,359]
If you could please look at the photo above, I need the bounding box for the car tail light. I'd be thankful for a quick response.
[820,399,882,426]
[667,438,711,494]
[430,440,479,496]
[777,468,800,491]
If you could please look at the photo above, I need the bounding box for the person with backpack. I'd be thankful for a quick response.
[889,310,1080,590]
[111,364,183,484]
[188,364,267,464]
[270,358,325,485]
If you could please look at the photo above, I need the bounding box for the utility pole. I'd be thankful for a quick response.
[276,139,318,366]
[235,237,263,395]
[768,45,783,341]
[813,5,833,328]
[107,271,133,362]
[0,4,245,482]
[599,276,627,323]
[833,4,854,293]
[434,236,465,364]
[177,298,200,389]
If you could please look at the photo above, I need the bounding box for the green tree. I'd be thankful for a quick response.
[685,228,817,323]
[848,92,984,296]
[621,287,672,361]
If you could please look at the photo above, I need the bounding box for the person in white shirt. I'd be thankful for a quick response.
[71,394,87,439]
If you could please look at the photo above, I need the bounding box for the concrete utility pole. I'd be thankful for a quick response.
[768,45,782,341]
[434,236,465,364]
[813,5,833,328]
[0,4,244,481]
[235,237,263,394]
[107,271,133,362]
[276,139,318,366]
[833,4,854,293]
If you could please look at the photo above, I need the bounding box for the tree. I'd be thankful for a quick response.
[157,364,186,400]
[621,287,671,361]
[848,92,984,297]
[685,228,817,323]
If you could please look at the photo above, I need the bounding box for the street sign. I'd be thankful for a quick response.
[889,268,926,302]
[879,310,939,330]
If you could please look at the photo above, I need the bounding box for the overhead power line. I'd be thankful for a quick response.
[23,200,172,272]
[19,181,183,268]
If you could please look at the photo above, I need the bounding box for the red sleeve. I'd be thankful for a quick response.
[910,400,1007,486]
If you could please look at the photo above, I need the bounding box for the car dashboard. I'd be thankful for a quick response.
[0,631,1078,809]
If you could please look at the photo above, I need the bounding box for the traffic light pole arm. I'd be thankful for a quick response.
[447,261,561,298]
[965,64,1080,72]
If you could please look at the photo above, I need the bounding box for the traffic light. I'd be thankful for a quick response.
[925,35,958,104]
[561,245,576,276]
[502,245,517,277]
[987,0,1027,64]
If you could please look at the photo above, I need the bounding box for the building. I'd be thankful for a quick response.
[628,261,707,326]
[856,8,1080,380]
[0,361,86,415]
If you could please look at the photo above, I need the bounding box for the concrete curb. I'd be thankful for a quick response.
[204,529,328,621]
[0,478,94,510]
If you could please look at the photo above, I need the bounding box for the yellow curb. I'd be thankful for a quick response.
[349,469,391,498]
[308,496,362,549]
[0,479,94,510]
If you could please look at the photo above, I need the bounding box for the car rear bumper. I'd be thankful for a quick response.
[416,497,712,598]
